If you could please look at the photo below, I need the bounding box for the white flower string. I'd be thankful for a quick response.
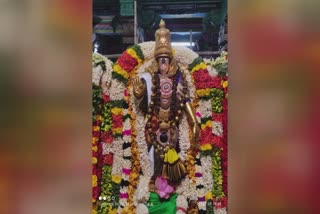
[200,155,214,195]
[111,138,124,178]
[139,41,155,61]
[212,121,223,137]
[178,114,190,162]
[195,153,206,212]
[214,207,227,214]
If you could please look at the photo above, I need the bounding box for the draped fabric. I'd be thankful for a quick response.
[147,192,177,214]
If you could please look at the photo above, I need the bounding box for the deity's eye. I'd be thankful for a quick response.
[161,58,166,64]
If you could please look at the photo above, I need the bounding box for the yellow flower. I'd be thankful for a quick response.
[112,128,123,134]
[112,175,122,184]
[205,191,213,200]
[201,120,212,129]
[92,175,98,187]
[93,126,100,132]
[96,115,102,121]
[92,157,98,164]
[200,143,212,151]
[196,88,210,97]
[92,146,98,152]
[111,107,122,115]
[114,64,129,79]
[92,209,97,214]
[222,80,228,88]
[164,148,179,164]
[92,137,98,144]
[92,198,96,203]
[191,62,207,73]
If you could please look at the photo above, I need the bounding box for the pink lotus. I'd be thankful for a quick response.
[155,176,174,199]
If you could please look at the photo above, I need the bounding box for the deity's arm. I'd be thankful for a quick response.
[184,100,200,144]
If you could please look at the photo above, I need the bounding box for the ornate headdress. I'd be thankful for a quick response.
[154,19,173,59]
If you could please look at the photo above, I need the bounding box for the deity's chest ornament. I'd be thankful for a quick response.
[159,75,173,109]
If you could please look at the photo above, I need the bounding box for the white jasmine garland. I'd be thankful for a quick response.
[92,64,104,86]
[133,175,151,206]
[178,114,190,162]
[130,86,152,204]
[173,46,198,65]
[214,207,227,214]
[176,194,188,213]
[198,100,212,119]
[180,65,196,101]
[139,41,155,61]
[111,138,124,177]
[101,58,113,95]
[109,79,126,101]
[195,153,206,211]
[176,176,190,198]
[212,121,223,137]
[102,142,113,155]
[200,155,214,194]
[136,203,149,214]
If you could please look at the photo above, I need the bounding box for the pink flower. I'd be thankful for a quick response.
[155,176,174,199]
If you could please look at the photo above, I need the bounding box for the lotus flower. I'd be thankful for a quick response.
[155,176,174,199]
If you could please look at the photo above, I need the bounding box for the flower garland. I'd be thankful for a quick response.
[188,51,228,213]
[194,153,206,213]
[92,53,111,214]
[110,44,144,213]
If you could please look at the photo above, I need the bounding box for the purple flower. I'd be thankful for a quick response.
[155,176,174,199]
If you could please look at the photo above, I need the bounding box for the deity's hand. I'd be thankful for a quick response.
[192,122,200,143]
[133,77,145,99]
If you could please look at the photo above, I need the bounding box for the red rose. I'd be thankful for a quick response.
[102,94,110,102]
[104,153,113,165]
[101,131,113,144]
[112,114,123,128]
[118,52,137,72]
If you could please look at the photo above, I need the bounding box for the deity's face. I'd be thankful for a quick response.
[157,57,170,75]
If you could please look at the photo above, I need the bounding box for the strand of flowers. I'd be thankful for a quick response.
[194,152,206,213]
[116,106,133,213]
[212,148,227,210]
[98,98,116,213]
[131,85,152,211]
[92,114,102,207]
[178,67,193,162]
[92,53,106,86]
[124,87,141,213]
[92,82,103,213]
[175,177,191,213]
[189,56,228,213]
[109,79,126,211]
[92,53,113,214]
[111,45,144,213]
[221,77,228,203]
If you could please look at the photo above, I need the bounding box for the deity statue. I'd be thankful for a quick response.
[132,20,200,210]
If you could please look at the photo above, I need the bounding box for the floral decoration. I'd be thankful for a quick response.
[92,46,228,213]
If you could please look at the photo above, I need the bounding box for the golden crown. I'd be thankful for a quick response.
[154,19,173,59]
